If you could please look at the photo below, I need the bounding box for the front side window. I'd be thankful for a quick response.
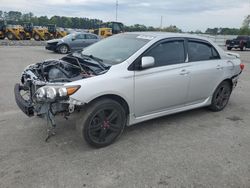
[188,41,220,62]
[145,40,185,67]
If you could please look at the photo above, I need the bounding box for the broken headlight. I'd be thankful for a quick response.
[34,85,80,102]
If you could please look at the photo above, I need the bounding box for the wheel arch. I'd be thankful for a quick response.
[212,78,233,95]
[56,43,70,52]
[87,94,130,116]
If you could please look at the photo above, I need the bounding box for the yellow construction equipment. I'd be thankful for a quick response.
[56,27,68,38]
[92,27,112,38]
[23,23,52,41]
[0,19,6,39]
[47,24,68,39]
[101,22,124,34]
[0,20,27,40]
[89,21,124,38]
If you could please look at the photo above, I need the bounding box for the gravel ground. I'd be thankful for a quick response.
[0,39,46,46]
[0,46,250,188]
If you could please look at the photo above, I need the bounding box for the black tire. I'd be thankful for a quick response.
[34,34,40,41]
[57,44,69,54]
[227,47,232,51]
[209,81,232,112]
[6,32,15,40]
[76,99,126,148]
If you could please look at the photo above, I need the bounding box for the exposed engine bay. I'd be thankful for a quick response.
[14,52,109,141]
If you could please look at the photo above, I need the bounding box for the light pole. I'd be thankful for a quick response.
[116,0,118,21]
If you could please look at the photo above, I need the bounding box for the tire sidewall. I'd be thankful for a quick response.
[210,81,232,111]
[7,32,14,40]
[58,44,69,54]
[81,99,126,147]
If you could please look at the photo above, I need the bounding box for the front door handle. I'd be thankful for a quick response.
[180,69,190,75]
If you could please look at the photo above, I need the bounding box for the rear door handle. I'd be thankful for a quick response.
[180,69,190,75]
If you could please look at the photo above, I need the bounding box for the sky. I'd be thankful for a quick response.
[0,0,249,31]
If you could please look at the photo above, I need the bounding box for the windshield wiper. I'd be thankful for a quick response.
[81,54,107,70]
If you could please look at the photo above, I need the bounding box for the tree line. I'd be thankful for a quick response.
[0,10,249,35]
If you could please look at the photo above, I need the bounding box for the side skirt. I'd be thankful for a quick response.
[127,97,212,126]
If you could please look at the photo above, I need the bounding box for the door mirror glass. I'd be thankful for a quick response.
[141,56,155,69]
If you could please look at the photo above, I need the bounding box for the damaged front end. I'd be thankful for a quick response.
[14,53,108,141]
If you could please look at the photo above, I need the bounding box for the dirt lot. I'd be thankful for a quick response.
[0,46,250,188]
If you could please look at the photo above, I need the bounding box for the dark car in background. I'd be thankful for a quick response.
[226,35,250,51]
[46,32,100,54]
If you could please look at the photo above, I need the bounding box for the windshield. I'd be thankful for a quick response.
[237,36,248,40]
[63,33,78,40]
[81,34,151,65]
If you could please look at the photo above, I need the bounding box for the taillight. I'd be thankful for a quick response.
[240,63,245,71]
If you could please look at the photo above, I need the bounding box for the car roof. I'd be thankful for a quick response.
[125,32,211,41]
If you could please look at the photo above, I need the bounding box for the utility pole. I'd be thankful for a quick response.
[116,0,118,21]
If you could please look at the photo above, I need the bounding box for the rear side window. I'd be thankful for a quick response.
[188,41,220,62]
[146,40,185,67]
[85,34,98,39]
[75,34,85,39]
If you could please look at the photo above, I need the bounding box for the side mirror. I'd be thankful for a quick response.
[72,35,76,41]
[141,56,155,69]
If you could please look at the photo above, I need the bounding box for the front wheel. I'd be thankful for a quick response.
[6,32,15,40]
[57,44,69,54]
[76,99,126,148]
[227,47,232,51]
[209,81,232,112]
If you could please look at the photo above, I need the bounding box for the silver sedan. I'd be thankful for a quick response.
[45,32,100,54]
[15,32,244,147]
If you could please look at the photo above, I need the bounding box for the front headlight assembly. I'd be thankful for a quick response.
[34,85,80,102]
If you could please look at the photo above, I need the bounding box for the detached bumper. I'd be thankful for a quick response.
[14,84,34,117]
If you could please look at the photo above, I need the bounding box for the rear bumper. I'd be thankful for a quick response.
[227,44,240,48]
[14,83,34,117]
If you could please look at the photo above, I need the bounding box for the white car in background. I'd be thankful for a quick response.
[15,32,244,147]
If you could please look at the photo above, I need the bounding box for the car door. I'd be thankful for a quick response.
[186,39,226,104]
[70,34,86,50]
[84,34,99,47]
[133,39,191,117]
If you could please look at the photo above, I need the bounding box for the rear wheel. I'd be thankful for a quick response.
[57,44,69,54]
[209,81,232,112]
[76,99,126,148]
[6,32,15,40]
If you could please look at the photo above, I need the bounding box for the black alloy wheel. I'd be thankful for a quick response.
[77,99,126,148]
[209,81,232,112]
